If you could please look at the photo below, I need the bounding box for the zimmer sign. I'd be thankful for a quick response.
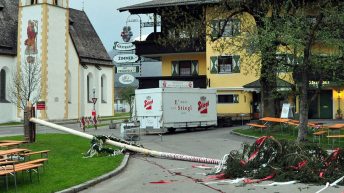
[113,54,139,64]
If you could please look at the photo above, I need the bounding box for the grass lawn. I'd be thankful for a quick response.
[1,134,124,193]
[85,123,109,129]
[100,113,130,121]
[0,122,22,126]
[233,125,344,149]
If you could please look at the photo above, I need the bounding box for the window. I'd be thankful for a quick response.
[30,0,37,4]
[210,56,240,74]
[218,56,232,73]
[211,19,240,38]
[53,0,58,5]
[171,60,198,76]
[179,61,192,76]
[0,69,6,102]
[217,94,239,104]
[86,73,93,102]
[101,75,107,103]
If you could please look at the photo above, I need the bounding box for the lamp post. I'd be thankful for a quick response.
[92,88,96,110]
[126,14,142,41]
[91,88,97,117]
[125,14,143,76]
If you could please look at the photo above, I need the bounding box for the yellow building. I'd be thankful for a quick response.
[119,1,341,120]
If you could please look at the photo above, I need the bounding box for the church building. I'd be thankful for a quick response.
[0,0,114,123]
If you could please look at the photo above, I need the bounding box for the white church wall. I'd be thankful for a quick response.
[0,56,18,123]
[81,66,97,117]
[45,6,67,120]
[80,65,113,117]
[67,36,79,119]
[97,67,113,117]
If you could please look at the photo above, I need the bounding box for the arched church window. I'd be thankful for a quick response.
[101,75,107,103]
[0,69,6,102]
[87,73,93,102]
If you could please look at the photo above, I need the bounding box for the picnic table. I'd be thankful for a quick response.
[0,148,29,157]
[0,140,26,144]
[259,117,291,133]
[259,117,291,123]
[323,124,344,145]
[0,142,22,148]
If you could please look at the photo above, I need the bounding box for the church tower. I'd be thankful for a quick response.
[18,0,69,119]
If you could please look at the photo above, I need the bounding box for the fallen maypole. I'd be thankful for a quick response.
[30,118,220,164]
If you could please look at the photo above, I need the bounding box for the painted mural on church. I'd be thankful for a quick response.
[24,20,38,64]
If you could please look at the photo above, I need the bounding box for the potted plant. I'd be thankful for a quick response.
[336,109,343,119]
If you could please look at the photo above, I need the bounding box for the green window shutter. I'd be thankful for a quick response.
[211,20,218,39]
[232,55,240,73]
[210,56,218,74]
[233,19,240,36]
[191,60,198,76]
[136,66,140,73]
[172,61,179,76]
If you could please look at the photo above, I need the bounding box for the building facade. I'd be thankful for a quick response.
[0,0,114,123]
[119,0,342,120]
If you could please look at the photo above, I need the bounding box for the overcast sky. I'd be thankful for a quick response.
[69,0,152,51]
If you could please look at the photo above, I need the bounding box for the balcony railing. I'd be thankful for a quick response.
[134,32,206,56]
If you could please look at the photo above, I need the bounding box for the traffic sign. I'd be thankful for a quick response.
[37,101,46,110]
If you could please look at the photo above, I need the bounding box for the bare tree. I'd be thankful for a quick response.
[9,57,41,110]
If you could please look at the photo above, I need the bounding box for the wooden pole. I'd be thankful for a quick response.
[24,101,35,142]
[30,118,221,164]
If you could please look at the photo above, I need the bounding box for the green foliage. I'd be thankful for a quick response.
[85,135,143,157]
[2,134,124,193]
[118,86,136,118]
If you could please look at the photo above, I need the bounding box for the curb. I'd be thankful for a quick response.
[230,130,259,140]
[56,153,130,193]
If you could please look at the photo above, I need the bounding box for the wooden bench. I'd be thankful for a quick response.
[246,123,267,133]
[0,163,42,191]
[313,130,327,143]
[20,150,50,161]
[327,135,344,147]
[246,123,267,129]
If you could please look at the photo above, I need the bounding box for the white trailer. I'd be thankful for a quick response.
[134,88,217,132]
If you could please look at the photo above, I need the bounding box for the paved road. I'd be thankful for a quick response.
[1,123,343,193]
[77,127,343,193]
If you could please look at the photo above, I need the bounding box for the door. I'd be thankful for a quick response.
[319,91,333,119]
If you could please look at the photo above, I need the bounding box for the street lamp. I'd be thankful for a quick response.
[92,88,97,112]
[126,14,142,41]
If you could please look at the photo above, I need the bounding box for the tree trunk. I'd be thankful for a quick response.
[297,71,309,142]
[260,49,278,117]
